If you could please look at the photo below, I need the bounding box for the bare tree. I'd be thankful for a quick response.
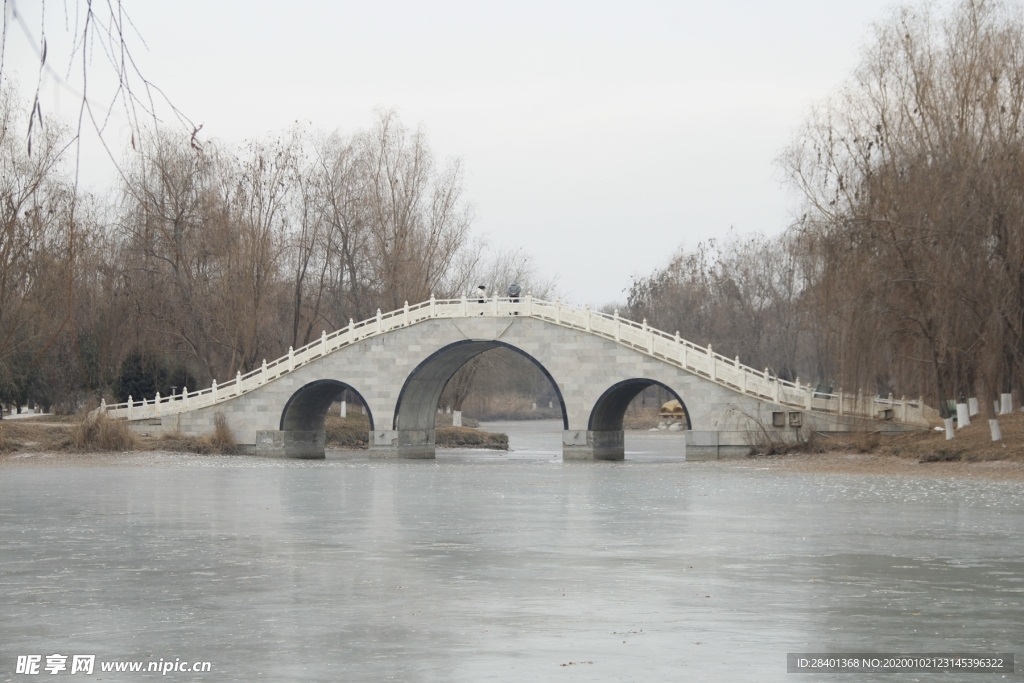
[359,110,474,307]
[782,0,1024,436]
[0,86,72,411]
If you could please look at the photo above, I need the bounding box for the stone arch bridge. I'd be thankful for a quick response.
[104,297,927,459]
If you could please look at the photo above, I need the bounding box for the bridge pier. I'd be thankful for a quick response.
[369,429,436,459]
[562,430,625,460]
[255,430,326,459]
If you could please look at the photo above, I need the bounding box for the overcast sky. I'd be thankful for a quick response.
[4,0,931,306]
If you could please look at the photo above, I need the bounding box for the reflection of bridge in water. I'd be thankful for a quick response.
[102,296,928,460]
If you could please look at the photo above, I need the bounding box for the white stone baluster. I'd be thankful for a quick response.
[404,301,410,326]
[127,396,133,420]
[288,347,295,372]
[261,359,268,384]
[430,293,436,317]
[585,304,591,332]
[901,395,907,422]
[526,293,533,316]
[708,344,716,381]
[348,318,354,342]
[321,330,327,354]
[555,298,562,324]
[838,388,844,415]
[155,392,161,415]
[211,380,218,402]
[614,310,621,342]
[183,387,188,410]
[376,309,382,334]
[236,371,242,395]
[492,296,499,316]
[461,294,467,317]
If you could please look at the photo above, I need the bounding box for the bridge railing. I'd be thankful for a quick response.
[98,295,926,426]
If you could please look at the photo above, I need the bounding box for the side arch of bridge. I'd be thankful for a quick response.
[590,379,691,431]
[281,379,375,432]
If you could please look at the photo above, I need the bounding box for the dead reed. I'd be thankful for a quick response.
[72,413,138,451]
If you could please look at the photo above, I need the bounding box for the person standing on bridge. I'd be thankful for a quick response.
[508,283,521,315]
[476,284,486,303]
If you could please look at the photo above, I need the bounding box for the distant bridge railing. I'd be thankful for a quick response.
[99,295,926,425]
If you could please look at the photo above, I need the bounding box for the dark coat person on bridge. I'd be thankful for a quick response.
[508,283,521,314]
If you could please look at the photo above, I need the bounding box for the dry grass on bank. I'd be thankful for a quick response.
[0,411,240,455]
[461,393,562,421]
[324,413,508,450]
[325,413,371,447]
[436,426,508,449]
[156,413,237,455]
[172,413,239,454]
[71,413,138,452]
[873,411,1024,463]
[0,419,73,452]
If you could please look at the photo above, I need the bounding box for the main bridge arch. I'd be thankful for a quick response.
[383,339,568,458]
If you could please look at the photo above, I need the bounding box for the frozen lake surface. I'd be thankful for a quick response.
[2,421,1022,681]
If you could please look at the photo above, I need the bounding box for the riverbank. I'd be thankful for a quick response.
[726,410,1024,480]
[0,413,509,455]
[3,412,1024,479]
